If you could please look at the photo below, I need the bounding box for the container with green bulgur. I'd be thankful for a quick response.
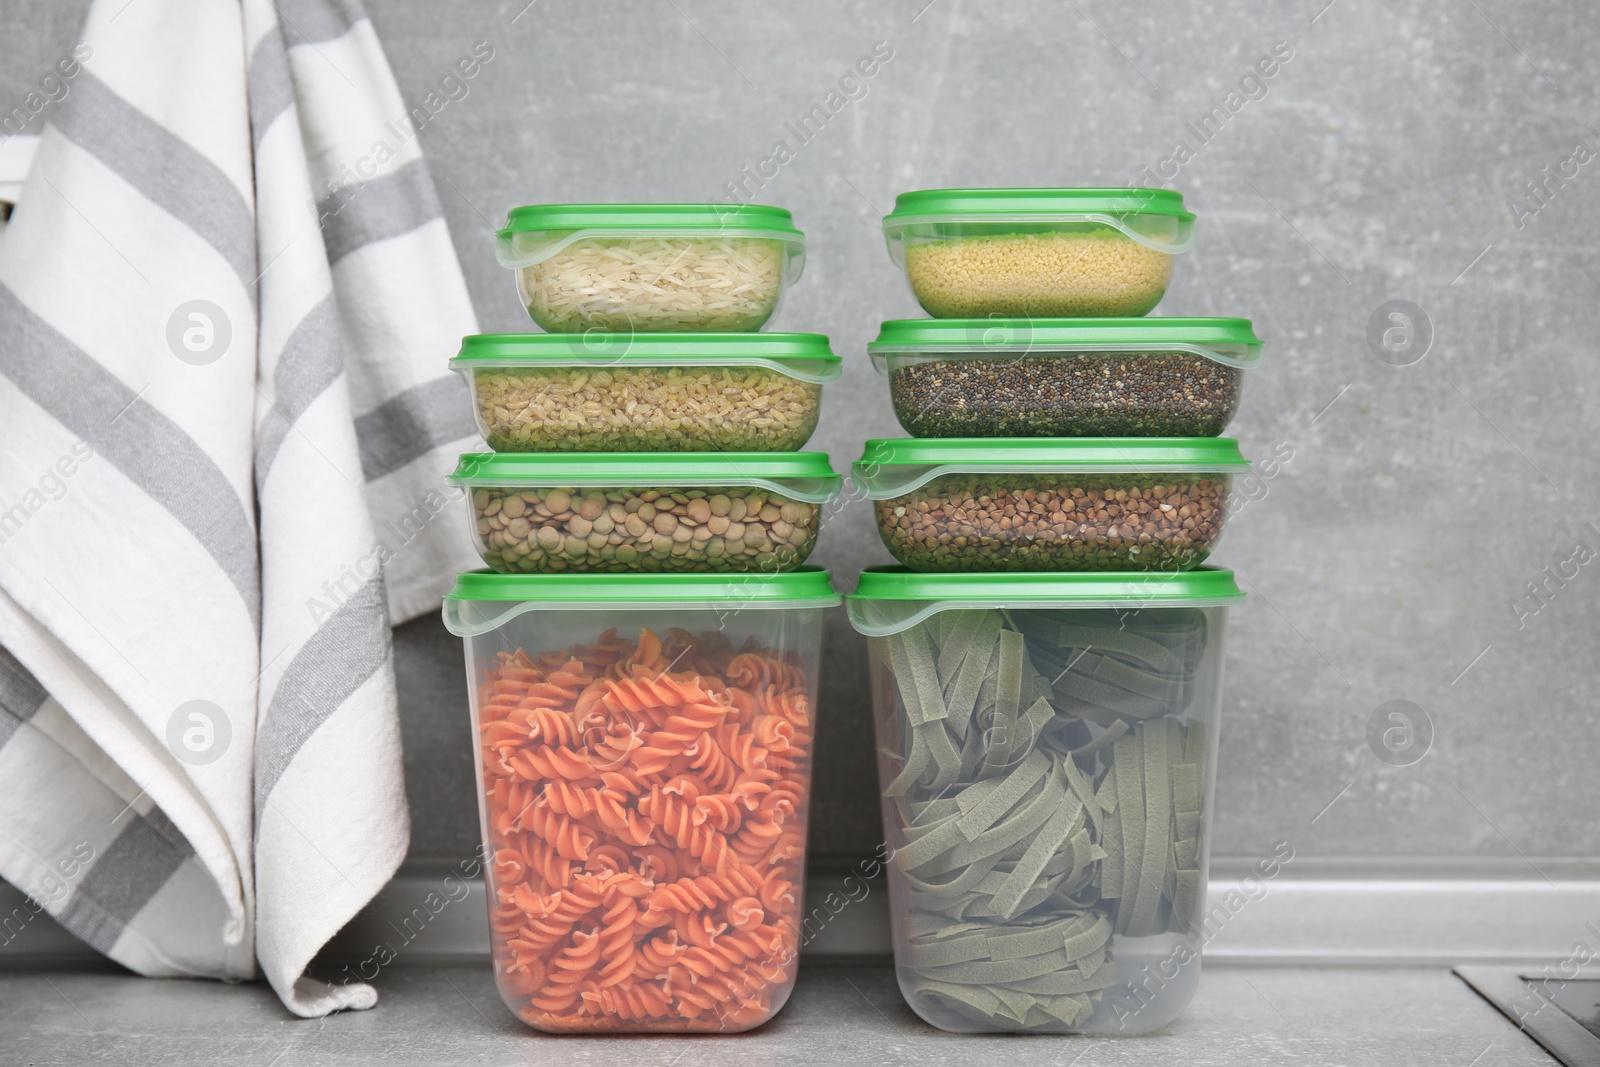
[854,438,1248,572]
[870,318,1261,439]
[883,188,1195,319]
[448,452,842,574]
[451,333,840,453]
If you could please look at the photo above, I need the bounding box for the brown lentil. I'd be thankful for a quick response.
[903,231,1173,318]
[873,473,1230,572]
[471,485,820,574]
[470,366,820,452]
[888,352,1242,438]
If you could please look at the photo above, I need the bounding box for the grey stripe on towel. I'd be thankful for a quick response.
[276,0,369,49]
[0,284,262,627]
[354,375,475,482]
[254,295,346,489]
[54,806,193,954]
[49,72,258,301]
[247,28,296,152]
[0,644,49,750]
[318,159,444,266]
[254,576,390,824]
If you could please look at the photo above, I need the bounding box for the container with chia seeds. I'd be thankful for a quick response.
[882,189,1195,319]
[871,318,1262,439]
[855,438,1248,572]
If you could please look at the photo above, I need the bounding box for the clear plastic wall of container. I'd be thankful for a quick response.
[443,568,841,1033]
[847,567,1244,1034]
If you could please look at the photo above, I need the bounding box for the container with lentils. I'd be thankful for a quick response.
[871,318,1261,439]
[854,438,1248,572]
[882,189,1194,319]
[452,332,841,452]
[449,452,841,574]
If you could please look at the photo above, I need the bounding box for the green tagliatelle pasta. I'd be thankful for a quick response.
[878,608,1211,1030]
[1013,609,1208,729]
[1097,716,1208,938]
[907,910,1116,1028]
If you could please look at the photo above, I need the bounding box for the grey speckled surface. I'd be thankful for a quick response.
[385,0,1600,864]
[0,965,1557,1066]
[5,0,1599,866]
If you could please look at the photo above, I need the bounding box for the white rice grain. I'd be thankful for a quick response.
[516,236,787,332]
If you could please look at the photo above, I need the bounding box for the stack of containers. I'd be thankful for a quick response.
[441,206,843,1033]
[848,189,1261,1033]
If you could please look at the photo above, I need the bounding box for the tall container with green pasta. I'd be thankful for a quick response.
[847,567,1245,1034]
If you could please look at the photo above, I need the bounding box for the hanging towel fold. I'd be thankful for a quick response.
[0,0,480,1016]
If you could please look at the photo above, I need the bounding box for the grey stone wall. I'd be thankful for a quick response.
[4,0,1595,866]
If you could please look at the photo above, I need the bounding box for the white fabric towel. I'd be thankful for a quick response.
[0,0,481,1016]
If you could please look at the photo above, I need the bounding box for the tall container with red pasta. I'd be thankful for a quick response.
[442,567,838,1033]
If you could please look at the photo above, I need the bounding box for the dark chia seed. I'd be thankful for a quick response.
[888,352,1243,437]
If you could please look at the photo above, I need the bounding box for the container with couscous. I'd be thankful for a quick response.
[882,189,1195,319]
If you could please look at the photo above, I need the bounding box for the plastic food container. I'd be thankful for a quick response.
[451,332,841,453]
[870,318,1262,439]
[444,567,839,1033]
[496,204,806,333]
[854,438,1247,572]
[882,189,1194,318]
[847,566,1244,1033]
[450,452,842,574]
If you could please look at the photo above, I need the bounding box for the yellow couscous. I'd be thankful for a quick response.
[903,230,1174,317]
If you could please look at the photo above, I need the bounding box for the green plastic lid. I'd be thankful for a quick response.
[846,565,1243,636]
[447,565,838,604]
[853,438,1248,498]
[449,452,843,502]
[882,188,1194,255]
[884,188,1194,224]
[497,204,806,271]
[869,316,1259,366]
[451,332,842,383]
[499,203,803,235]
[444,566,841,636]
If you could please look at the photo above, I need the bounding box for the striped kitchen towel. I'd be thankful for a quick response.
[0,0,481,1017]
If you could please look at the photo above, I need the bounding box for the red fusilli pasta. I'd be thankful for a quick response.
[476,627,815,1032]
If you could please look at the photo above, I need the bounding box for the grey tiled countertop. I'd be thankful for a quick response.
[0,964,1552,1066]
